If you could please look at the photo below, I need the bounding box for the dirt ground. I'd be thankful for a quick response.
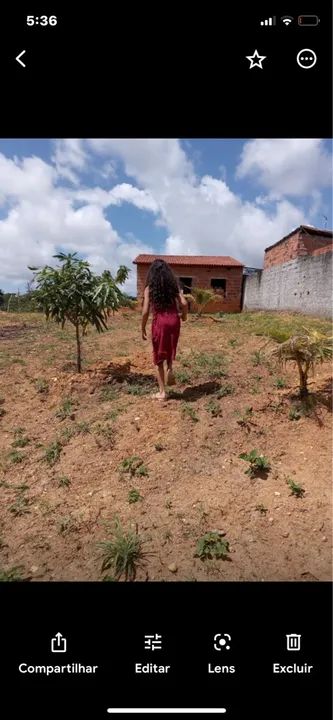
[0,309,331,582]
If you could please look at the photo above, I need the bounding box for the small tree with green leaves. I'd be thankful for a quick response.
[29,253,130,372]
[95,269,133,316]
[184,287,220,317]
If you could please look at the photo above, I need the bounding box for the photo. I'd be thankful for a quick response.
[0,138,332,582]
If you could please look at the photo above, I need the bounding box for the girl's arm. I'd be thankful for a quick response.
[178,291,188,321]
[141,286,150,339]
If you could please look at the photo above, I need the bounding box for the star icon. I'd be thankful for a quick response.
[246,49,266,69]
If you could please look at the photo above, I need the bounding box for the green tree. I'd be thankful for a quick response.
[0,289,4,309]
[94,269,134,316]
[29,253,130,372]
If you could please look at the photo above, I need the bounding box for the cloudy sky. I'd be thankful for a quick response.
[0,138,331,295]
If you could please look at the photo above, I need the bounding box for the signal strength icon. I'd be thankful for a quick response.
[281,15,294,26]
[260,16,276,26]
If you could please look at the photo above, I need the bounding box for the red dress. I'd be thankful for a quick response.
[151,301,181,366]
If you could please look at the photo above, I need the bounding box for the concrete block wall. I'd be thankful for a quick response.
[243,250,332,318]
[136,264,243,313]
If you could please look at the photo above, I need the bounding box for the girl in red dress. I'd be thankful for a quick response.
[141,259,188,400]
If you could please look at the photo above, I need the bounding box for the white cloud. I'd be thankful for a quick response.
[52,140,120,185]
[73,183,159,212]
[0,152,153,295]
[100,160,117,179]
[72,187,110,207]
[0,154,55,204]
[87,139,195,189]
[109,183,159,212]
[0,138,331,298]
[199,176,236,207]
[236,139,332,197]
[163,186,305,267]
[52,139,87,184]
[86,139,327,267]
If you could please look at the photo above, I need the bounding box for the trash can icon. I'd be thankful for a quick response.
[286,634,301,651]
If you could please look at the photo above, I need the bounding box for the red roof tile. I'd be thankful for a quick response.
[133,254,243,267]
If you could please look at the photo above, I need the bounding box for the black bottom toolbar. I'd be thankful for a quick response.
[1,582,332,719]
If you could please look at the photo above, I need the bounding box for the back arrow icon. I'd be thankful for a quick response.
[16,50,26,67]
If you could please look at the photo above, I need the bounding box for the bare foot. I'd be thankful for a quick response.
[152,392,166,401]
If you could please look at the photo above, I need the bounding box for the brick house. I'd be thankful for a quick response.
[264,225,333,268]
[133,254,244,313]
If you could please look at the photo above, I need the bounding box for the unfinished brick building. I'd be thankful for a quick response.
[133,254,244,313]
[264,225,333,268]
[244,225,333,318]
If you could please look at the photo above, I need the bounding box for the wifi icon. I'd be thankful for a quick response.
[281,15,294,26]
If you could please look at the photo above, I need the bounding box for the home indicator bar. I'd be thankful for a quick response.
[106,710,227,715]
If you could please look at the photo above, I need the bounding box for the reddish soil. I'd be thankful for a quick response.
[0,310,331,582]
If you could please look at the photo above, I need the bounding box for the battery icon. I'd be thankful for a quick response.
[298,15,320,26]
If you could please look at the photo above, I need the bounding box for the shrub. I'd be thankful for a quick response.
[287,477,305,498]
[195,532,230,560]
[206,399,222,417]
[128,489,142,504]
[270,328,332,398]
[289,407,301,421]
[8,451,25,464]
[44,441,62,466]
[9,495,30,516]
[274,377,287,389]
[181,403,199,422]
[0,566,26,581]
[58,476,71,488]
[216,383,234,398]
[98,518,147,580]
[239,449,271,477]
[34,378,49,394]
[55,398,76,420]
[119,456,148,478]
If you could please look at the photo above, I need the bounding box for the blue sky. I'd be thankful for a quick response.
[0,138,331,294]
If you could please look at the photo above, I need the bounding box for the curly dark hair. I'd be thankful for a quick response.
[146,259,180,311]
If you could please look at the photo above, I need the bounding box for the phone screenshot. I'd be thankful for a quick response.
[0,4,332,719]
